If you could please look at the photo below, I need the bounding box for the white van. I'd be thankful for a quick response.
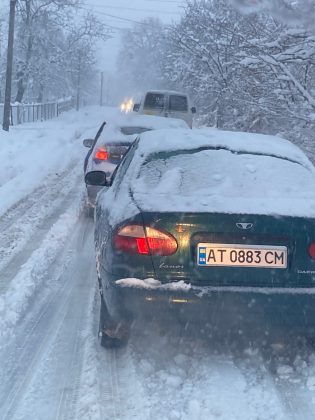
[133,90,196,128]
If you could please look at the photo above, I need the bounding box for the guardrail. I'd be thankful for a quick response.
[0,97,75,126]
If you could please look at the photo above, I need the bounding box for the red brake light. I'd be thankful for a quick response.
[136,237,149,254]
[308,243,315,259]
[94,146,108,160]
[114,225,178,256]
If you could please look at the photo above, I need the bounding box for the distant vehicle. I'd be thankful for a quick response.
[133,90,196,128]
[83,114,189,215]
[119,98,134,113]
[86,127,315,347]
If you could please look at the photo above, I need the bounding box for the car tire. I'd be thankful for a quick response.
[99,293,129,349]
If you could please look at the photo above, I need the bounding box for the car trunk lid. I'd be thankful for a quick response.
[140,211,315,288]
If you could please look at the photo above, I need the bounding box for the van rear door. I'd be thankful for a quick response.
[142,92,165,116]
[167,94,192,127]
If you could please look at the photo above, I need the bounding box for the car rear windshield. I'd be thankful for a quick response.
[169,95,188,112]
[144,93,165,109]
[134,149,312,199]
[120,126,151,135]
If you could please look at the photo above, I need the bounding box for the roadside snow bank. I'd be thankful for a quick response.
[0,196,83,341]
[0,106,119,217]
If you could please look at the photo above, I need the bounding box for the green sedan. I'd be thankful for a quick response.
[86,128,315,347]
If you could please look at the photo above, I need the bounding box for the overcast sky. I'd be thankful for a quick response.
[83,0,185,73]
[0,0,185,73]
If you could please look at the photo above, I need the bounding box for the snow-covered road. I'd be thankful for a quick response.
[1,108,315,419]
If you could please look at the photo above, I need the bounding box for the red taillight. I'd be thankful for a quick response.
[308,243,315,259]
[94,146,108,160]
[136,237,149,254]
[114,225,178,256]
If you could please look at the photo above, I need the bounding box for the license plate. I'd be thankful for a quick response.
[197,243,287,268]
[110,154,123,160]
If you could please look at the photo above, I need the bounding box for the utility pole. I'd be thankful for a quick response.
[76,52,81,111]
[100,71,104,107]
[3,0,17,131]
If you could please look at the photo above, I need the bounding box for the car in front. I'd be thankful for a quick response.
[133,90,196,128]
[86,128,315,347]
[83,114,189,215]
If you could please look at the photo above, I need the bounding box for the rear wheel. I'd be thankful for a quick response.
[99,293,130,348]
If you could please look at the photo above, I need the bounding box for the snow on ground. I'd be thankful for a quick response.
[1,107,315,419]
[0,198,82,337]
[0,106,120,341]
[0,106,120,217]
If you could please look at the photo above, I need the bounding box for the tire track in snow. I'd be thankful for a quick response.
[90,313,149,419]
[0,161,83,291]
[0,258,76,420]
[0,218,95,420]
[97,345,148,420]
[55,220,96,420]
[0,186,85,343]
[228,325,315,420]
[124,319,289,420]
[258,340,315,420]
[0,159,78,230]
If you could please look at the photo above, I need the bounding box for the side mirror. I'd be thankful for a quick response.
[85,171,108,186]
[83,138,95,148]
[191,107,196,114]
[133,103,140,112]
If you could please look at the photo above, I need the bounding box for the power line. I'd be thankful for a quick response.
[83,3,179,16]
[104,0,182,3]
[131,0,182,3]
[79,5,164,26]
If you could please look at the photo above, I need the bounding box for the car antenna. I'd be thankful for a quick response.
[95,121,107,141]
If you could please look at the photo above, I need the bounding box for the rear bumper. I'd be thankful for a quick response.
[102,277,315,328]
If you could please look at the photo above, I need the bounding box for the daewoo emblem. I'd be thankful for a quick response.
[236,222,253,230]
[175,224,186,233]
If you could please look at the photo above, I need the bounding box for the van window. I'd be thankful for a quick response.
[144,93,165,110]
[169,95,188,112]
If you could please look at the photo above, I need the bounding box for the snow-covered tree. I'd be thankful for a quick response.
[10,0,110,103]
[161,0,315,143]
[116,17,171,98]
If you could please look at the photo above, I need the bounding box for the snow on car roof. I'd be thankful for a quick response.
[114,113,189,129]
[97,114,189,144]
[100,127,315,225]
[130,129,315,219]
[135,128,313,170]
